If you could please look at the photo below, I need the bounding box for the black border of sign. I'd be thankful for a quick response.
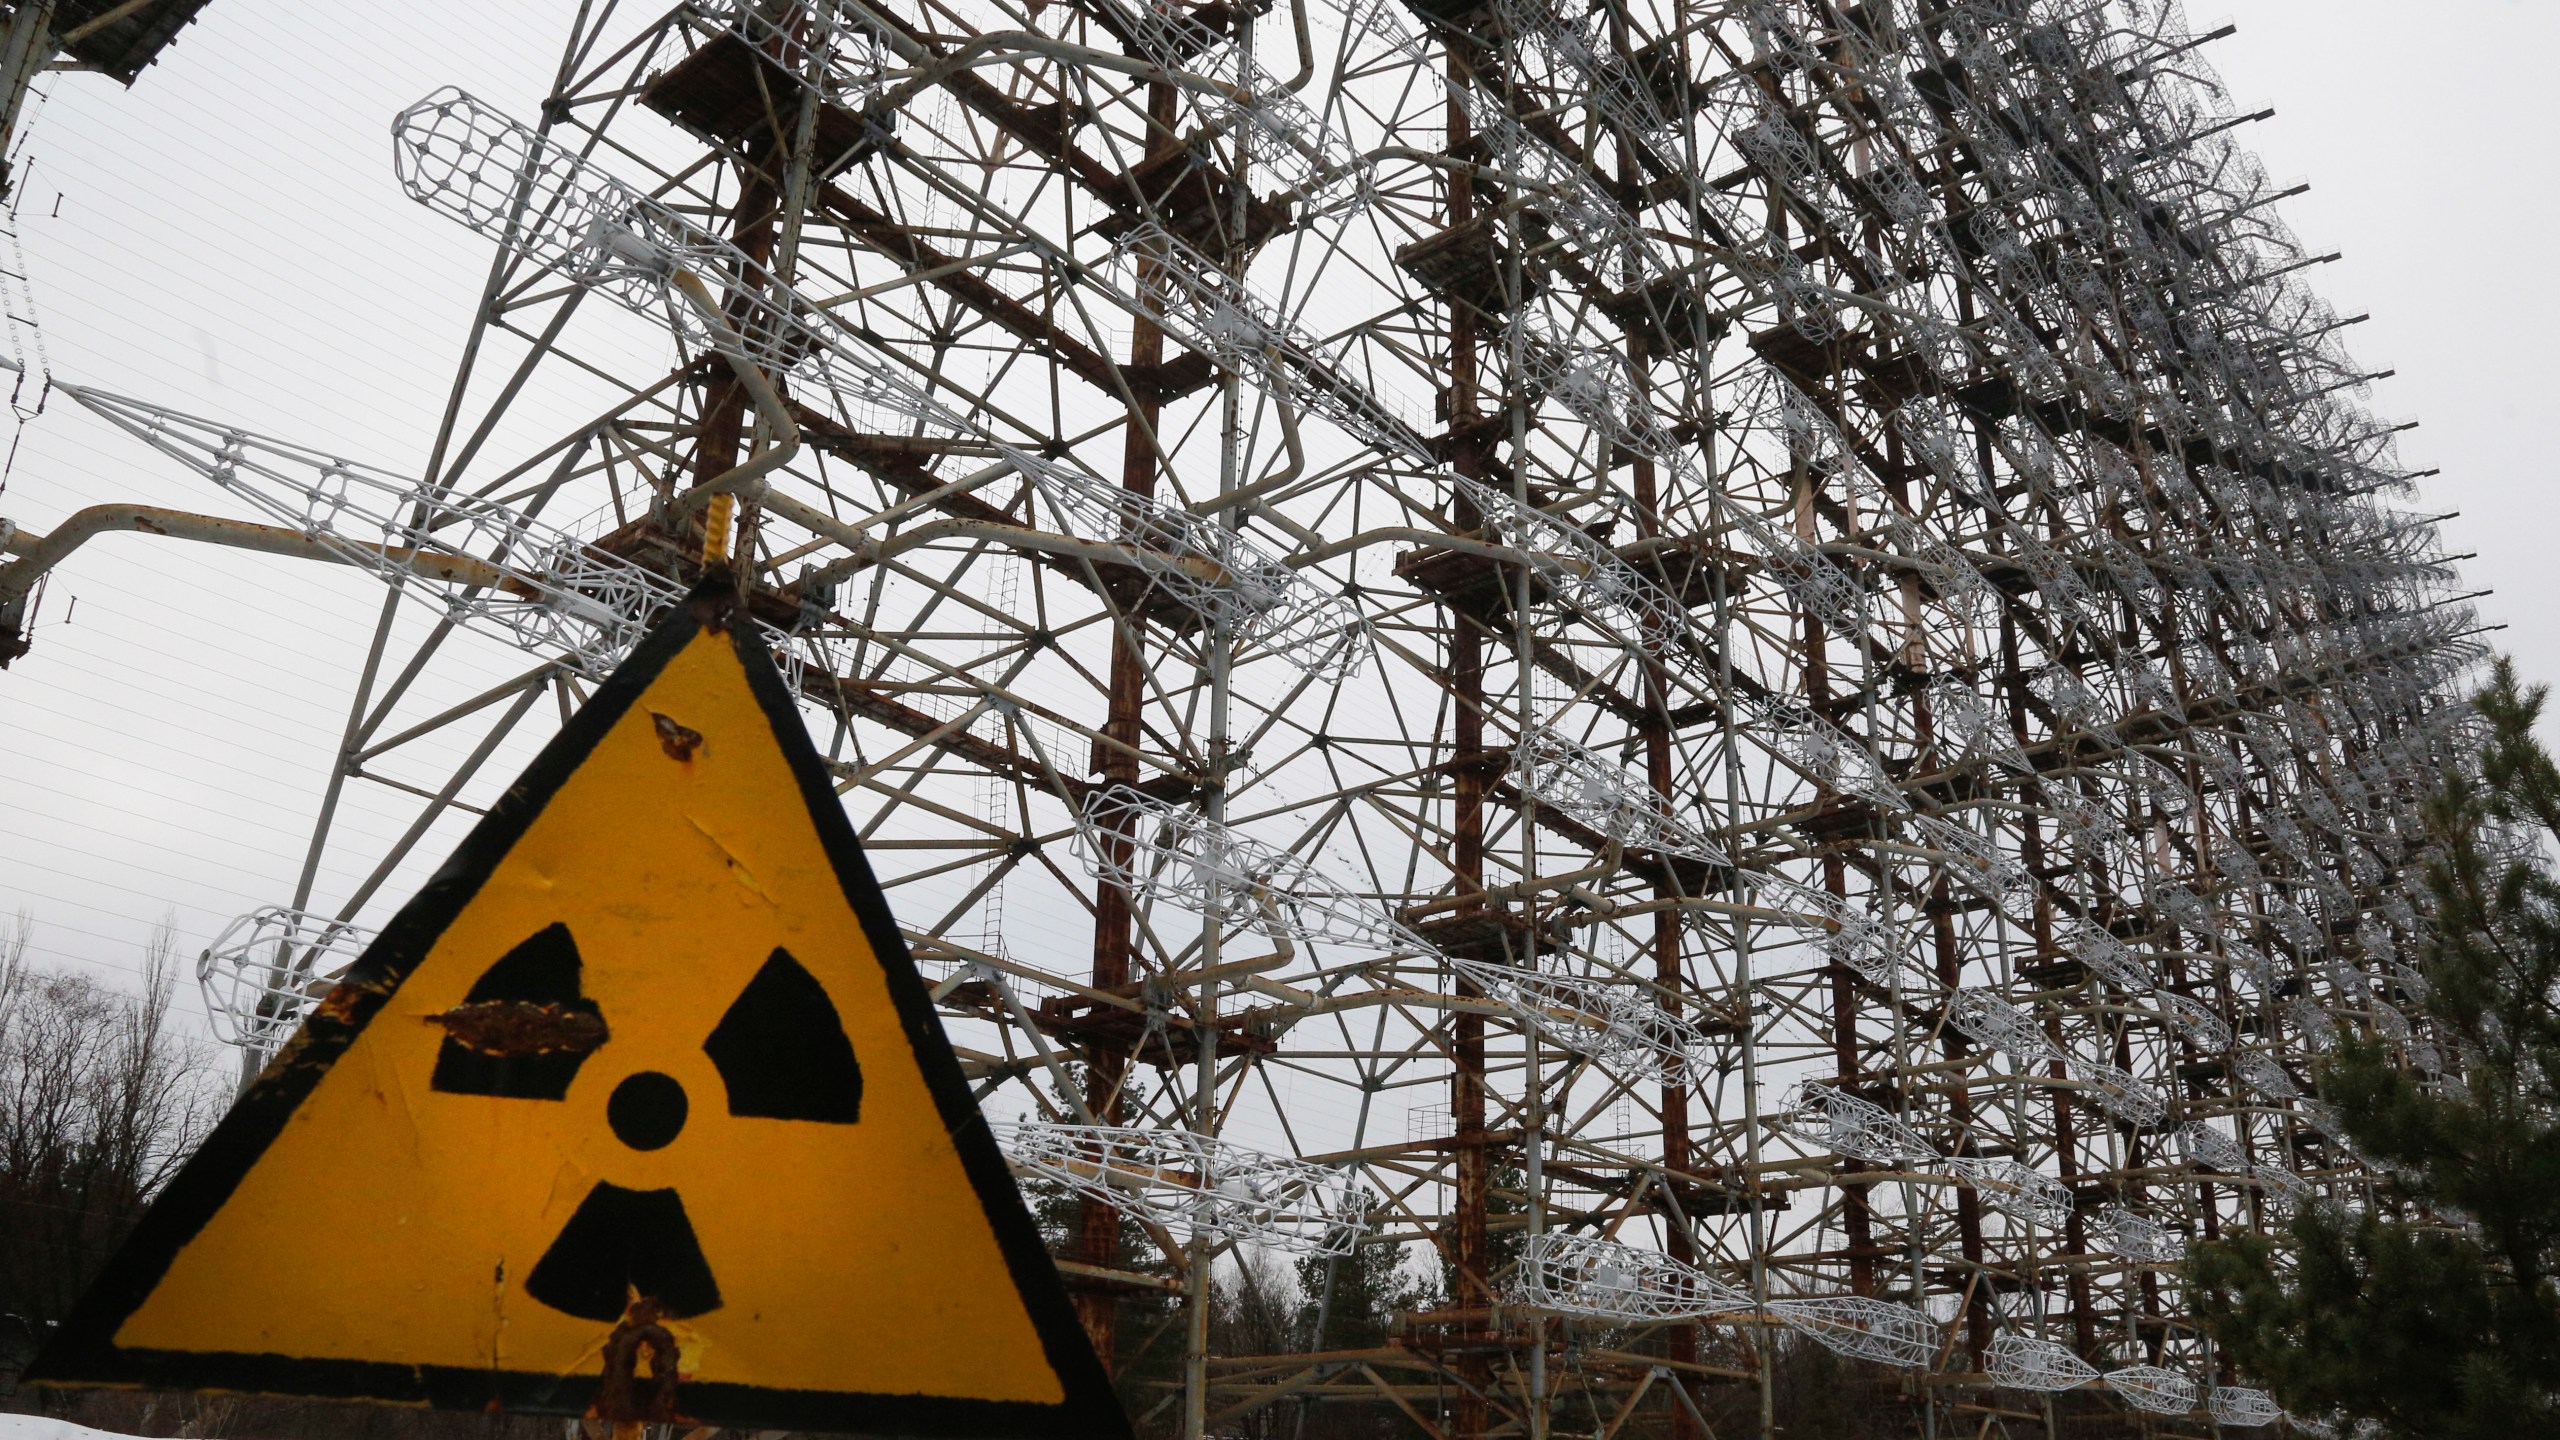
[28,595,1134,1440]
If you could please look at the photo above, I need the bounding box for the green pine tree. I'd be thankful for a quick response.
[1297,1234,1435,1354]
[2188,661,2560,1439]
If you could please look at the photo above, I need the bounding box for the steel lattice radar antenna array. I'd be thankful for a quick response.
[0,0,2475,1435]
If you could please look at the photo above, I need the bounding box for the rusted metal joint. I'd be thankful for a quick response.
[426,1000,608,1057]
[592,1298,684,1428]
[651,711,706,761]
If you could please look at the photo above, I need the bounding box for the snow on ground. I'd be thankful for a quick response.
[0,1416,199,1440]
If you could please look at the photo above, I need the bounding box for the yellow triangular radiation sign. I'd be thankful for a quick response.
[33,594,1128,1439]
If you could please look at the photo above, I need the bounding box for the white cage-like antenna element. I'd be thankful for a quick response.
[2156,991,2233,1050]
[1752,697,1907,812]
[1449,959,1708,1080]
[392,91,1370,682]
[2178,1121,2249,1173]
[1947,1156,2072,1228]
[1517,1236,1940,1371]
[1073,785,1415,952]
[2236,1049,2302,1098]
[1512,728,1724,861]
[2063,920,2155,994]
[1983,1334,2098,1391]
[2090,1205,2185,1262]
[1765,1295,1941,1370]
[1776,1081,1933,1166]
[1008,448,1369,678]
[195,906,379,1050]
[1905,811,2033,904]
[1512,1232,1751,1321]
[394,88,958,438]
[2255,1163,2315,1211]
[1121,223,1431,464]
[2103,1364,2199,1416]
[56,383,686,678]
[1755,873,1906,983]
[1946,988,2062,1065]
[2068,1054,2167,1125]
[994,1121,1367,1257]
[1458,477,1690,660]
[2210,1386,2286,1427]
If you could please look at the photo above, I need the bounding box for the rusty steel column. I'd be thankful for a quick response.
[1440,39,1498,1440]
[1931,903,1994,1360]
[1071,71,1180,1371]
[686,170,781,510]
[2002,604,2098,1355]
[1830,861,1880,1298]
[1626,351,1701,1434]
[1797,471,1884,1302]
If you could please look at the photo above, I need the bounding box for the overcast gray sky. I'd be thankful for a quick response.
[2212,0,2560,681]
[0,0,2549,1028]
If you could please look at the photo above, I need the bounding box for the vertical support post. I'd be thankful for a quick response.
[1077,69,1180,1375]
[1442,39,1496,1440]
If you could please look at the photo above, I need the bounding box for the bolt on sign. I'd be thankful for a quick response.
[29,591,1129,1440]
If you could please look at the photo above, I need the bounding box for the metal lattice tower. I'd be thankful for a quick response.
[20,0,2484,1434]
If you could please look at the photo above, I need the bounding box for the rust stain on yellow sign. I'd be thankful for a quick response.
[32,600,1126,1440]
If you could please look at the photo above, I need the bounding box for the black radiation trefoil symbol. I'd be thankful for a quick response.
[429,926,866,1323]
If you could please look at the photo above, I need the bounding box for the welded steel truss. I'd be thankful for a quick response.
[16,0,2482,1435]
